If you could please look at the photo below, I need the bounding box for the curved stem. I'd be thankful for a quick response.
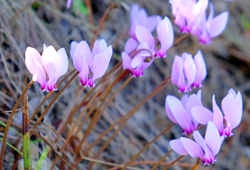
[122,124,175,170]
[83,77,171,156]
[29,69,76,121]
[173,34,189,46]
[50,66,122,170]
[0,80,34,168]
[88,79,172,170]
[90,3,120,49]
[192,159,200,170]
[162,156,184,170]
[33,72,79,129]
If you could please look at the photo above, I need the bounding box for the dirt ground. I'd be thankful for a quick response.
[0,0,250,169]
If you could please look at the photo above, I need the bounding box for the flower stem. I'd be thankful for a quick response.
[162,156,184,170]
[150,149,173,170]
[33,72,79,129]
[173,34,189,46]
[121,123,175,170]
[90,3,120,49]
[88,78,171,170]
[0,80,34,168]
[192,159,201,170]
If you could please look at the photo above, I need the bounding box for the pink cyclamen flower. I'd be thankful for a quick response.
[129,4,161,41]
[170,121,224,165]
[192,88,243,137]
[70,39,113,87]
[171,50,206,92]
[135,17,174,58]
[25,45,68,91]
[192,4,229,44]
[170,0,208,33]
[165,90,203,135]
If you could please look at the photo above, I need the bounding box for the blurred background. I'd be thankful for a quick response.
[0,0,250,169]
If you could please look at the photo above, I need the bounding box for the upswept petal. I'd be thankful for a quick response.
[70,41,79,59]
[91,45,113,81]
[156,17,174,57]
[122,52,132,70]
[191,106,213,125]
[210,11,229,38]
[97,39,108,53]
[165,96,178,123]
[42,46,58,80]
[124,38,137,54]
[221,93,236,125]
[193,50,207,87]
[53,48,68,83]
[167,95,193,133]
[180,137,204,158]
[80,41,92,65]
[175,12,186,32]
[193,131,207,152]
[169,139,189,155]
[171,56,183,86]
[231,91,243,128]
[183,53,196,87]
[92,40,100,57]
[72,41,85,71]
[212,95,224,135]
[145,15,162,32]
[228,88,237,97]
[135,26,155,48]
[130,4,140,22]
[205,121,222,155]
[25,47,46,89]
[78,58,89,86]
[194,0,208,15]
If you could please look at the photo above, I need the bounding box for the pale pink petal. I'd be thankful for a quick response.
[167,95,193,133]
[205,121,222,155]
[98,39,108,53]
[145,15,162,32]
[92,40,100,57]
[183,53,196,87]
[156,17,174,57]
[25,47,46,90]
[210,11,229,38]
[193,130,207,152]
[221,93,236,126]
[72,41,85,71]
[191,106,213,125]
[194,0,208,15]
[124,38,137,54]
[79,58,89,86]
[212,95,224,135]
[175,12,186,32]
[135,26,155,48]
[193,50,207,87]
[137,9,148,26]
[171,56,183,86]
[165,96,178,123]
[54,48,69,79]
[122,52,132,70]
[180,137,204,158]
[81,41,93,65]
[42,46,58,80]
[169,139,188,155]
[130,4,140,22]
[70,41,79,59]
[67,0,72,9]
[231,91,243,128]
[228,88,237,98]
[131,55,144,68]
[91,45,113,81]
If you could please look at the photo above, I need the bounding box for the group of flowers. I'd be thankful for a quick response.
[170,0,229,44]
[24,0,243,167]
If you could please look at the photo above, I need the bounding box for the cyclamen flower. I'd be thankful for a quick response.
[25,45,68,91]
[122,17,174,76]
[170,121,224,165]
[170,0,208,33]
[70,39,112,87]
[192,88,243,137]
[129,4,161,41]
[165,90,203,135]
[192,4,229,44]
[171,50,206,92]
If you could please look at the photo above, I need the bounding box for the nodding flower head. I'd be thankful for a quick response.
[129,4,161,41]
[170,121,224,165]
[192,88,243,137]
[171,50,206,92]
[165,90,203,135]
[70,39,113,87]
[25,45,68,92]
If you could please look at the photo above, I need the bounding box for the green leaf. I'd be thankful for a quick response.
[0,137,23,155]
[72,0,89,16]
[35,145,50,170]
